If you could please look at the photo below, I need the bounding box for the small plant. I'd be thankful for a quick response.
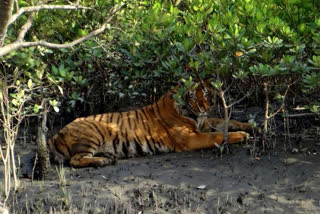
[61,187,72,211]
[55,163,67,187]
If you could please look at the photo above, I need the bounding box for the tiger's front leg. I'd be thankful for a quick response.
[69,153,115,168]
[200,118,252,133]
[182,131,249,151]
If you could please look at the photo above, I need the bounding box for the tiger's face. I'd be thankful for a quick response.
[175,81,213,129]
[186,85,210,116]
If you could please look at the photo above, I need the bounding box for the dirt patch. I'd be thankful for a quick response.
[2,136,319,214]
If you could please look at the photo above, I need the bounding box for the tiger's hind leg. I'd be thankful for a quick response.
[70,153,116,168]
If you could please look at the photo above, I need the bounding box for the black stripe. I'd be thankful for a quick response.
[163,96,166,108]
[122,141,129,157]
[135,110,139,123]
[150,137,160,154]
[135,134,142,145]
[57,131,65,139]
[154,101,179,150]
[155,101,161,116]
[116,113,121,124]
[106,126,112,136]
[69,127,100,146]
[155,101,163,119]
[158,138,164,146]
[137,110,143,124]
[109,113,114,123]
[119,117,124,136]
[98,114,103,122]
[134,140,144,156]
[149,105,155,116]
[159,119,174,146]
[92,123,104,145]
[112,134,119,153]
[139,110,148,131]
[144,136,155,153]
[154,101,170,139]
[77,138,99,149]
[132,115,136,130]
[141,108,149,120]
[53,138,68,157]
[66,143,72,156]
[74,122,101,144]
[72,141,96,149]
[71,142,96,154]
[154,142,161,154]
[147,129,153,140]
[137,111,143,130]
[127,112,132,129]
[124,131,128,142]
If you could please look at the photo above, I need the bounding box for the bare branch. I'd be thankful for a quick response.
[0,3,126,57]
[222,79,234,94]
[286,112,319,118]
[14,0,19,13]
[267,84,290,119]
[9,4,91,25]
[226,91,251,109]
[17,12,35,41]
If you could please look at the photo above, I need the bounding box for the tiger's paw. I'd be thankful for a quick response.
[70,156,116,168]
[93,157,116,168]
[228,131,250,144]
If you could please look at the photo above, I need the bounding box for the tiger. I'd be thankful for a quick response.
[48,80,252,168]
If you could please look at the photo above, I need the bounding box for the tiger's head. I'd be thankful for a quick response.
[174,79,214,129]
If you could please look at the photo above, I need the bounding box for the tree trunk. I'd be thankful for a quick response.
[219,88,230,154]
[34,109,50,180]
[262,82,269,151]
[0,0,14,45]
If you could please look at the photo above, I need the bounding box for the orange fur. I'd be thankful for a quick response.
[48,83,251,168]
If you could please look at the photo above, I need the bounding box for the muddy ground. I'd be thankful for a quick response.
[2,130,320,214]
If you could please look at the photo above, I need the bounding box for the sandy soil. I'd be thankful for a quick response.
[3,134,320,214]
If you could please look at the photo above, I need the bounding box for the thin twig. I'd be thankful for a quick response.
[31,152,38,182]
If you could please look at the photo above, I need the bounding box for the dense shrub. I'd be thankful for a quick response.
[2,0,320,121]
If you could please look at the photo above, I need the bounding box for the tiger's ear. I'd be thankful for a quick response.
[203,78,214,91]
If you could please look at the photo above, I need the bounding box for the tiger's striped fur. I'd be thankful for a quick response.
[48,82,251,168]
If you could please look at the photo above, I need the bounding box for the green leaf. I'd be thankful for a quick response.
[52,65,58,75]
[175,42,185,52]
[33,104,41,113]
[59,69,66,77]
[182,38,194,52]
[211,81,223,89]
[57,85,64,95]
[27,79,33,89]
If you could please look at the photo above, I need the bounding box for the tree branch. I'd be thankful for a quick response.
[9,4,91,25]
[17,12,35,41]
[0,3,125,57]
